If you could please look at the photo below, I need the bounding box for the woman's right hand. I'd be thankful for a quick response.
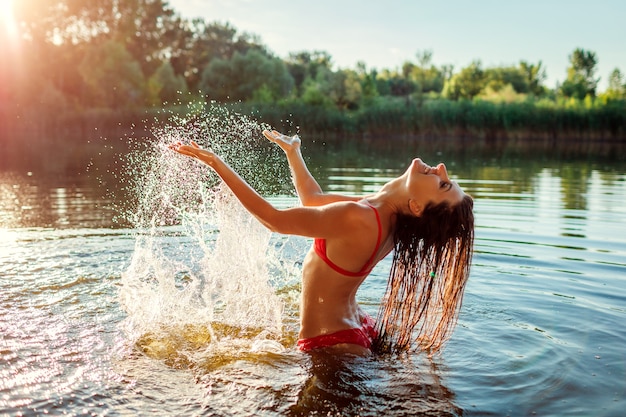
[169,141,217,166]
[263,130,301,153]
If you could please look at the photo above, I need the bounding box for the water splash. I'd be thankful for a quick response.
[118,104,299,367]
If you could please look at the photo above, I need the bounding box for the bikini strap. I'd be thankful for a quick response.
[313,203,382,277]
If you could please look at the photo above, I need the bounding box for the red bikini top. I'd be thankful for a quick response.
[313,204,382,277]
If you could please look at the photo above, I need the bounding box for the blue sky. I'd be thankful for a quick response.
[168,0,625,91]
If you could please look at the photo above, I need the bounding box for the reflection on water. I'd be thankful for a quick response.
[0,171,119,229]
[289,351,460,416]
[0,136,625,416]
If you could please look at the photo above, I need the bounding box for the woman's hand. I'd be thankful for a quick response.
[169,141,216,165]
[263,130,301,154]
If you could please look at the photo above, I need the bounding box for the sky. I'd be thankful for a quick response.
[167,0,625,92]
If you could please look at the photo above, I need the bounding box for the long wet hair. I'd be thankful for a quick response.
[373,194,474,355]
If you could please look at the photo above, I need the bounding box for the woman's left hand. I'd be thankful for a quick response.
[263,130,301,154]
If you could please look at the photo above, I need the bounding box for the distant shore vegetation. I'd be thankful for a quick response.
[1,0,625,142]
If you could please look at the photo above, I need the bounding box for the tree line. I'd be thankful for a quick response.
[1,0,625,140]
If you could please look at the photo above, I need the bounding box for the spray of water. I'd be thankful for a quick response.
[118,104,301,367]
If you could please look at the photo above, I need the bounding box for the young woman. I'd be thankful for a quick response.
[170,130,474,355]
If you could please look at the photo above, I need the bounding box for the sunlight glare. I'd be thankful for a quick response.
[0,229,18,258]
[0,0,18,39]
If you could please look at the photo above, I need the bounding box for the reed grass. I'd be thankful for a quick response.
[2,98,624,146]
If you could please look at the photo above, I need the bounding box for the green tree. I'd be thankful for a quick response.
[334,69,364,109]
[12,0,182,107]
[250,84,275,103]
[519,60,547,96]
[170,20,265,92]
[15,0,180,69]
[306,68,364,110]
[483,66,529,94]
[376,69,416,97]
[285,50,334,94]
[13,0,107,44]
[147,60,189,105]
[443,61,485,100]
[20,2,264,97]
[356,61,379,105]
[603,68,625,99]
[301,78,335,107]
[402,50,445,97]
[108,0,181,77]
[79,40,146,108]
[200,49,294,102]
[560,48,599,99]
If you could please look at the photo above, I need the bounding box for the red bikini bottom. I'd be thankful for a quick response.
[297,314,378,351]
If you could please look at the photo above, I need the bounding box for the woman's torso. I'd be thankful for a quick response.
[298,202,394,339]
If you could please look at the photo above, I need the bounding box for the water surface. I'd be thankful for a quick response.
[1,136,625,416]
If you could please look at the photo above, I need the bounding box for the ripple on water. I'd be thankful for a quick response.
[2,135,626,416]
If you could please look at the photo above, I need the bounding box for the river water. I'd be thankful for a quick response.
[1,122,625,416]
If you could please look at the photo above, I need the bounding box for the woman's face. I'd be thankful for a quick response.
[405,158,465,211]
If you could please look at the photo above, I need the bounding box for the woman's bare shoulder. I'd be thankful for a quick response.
[322,200,378,228]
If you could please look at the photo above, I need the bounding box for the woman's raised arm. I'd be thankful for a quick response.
[170,141,278,230]
[169,140,362,239]
[263,130,360,206]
